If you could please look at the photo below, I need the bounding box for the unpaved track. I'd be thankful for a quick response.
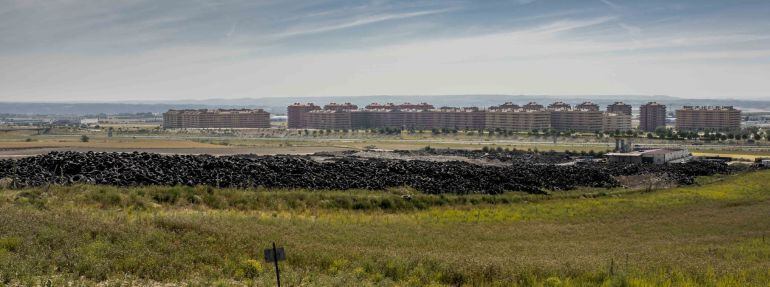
[0,146,350,158]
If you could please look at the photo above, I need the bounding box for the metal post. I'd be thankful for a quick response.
[273,242,281,287]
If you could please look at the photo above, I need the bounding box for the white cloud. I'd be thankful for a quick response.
[1,2,770,101]
[599,0,621,10]
[2,15,769,101]
[268,8,455,39]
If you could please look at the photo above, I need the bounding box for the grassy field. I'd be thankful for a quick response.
[1,170,769,286]
[0,133,226,150]
[1,135,615,153]
[3,125,769,158]
[692,150,770,162]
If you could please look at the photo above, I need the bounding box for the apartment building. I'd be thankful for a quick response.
[523,102,544,111]
[434,107,486,130]
[485,108,551,131]
[549,110,604,132]
[323,102,358,111]
[547,101,572,110]
[548,102,603,132]
[306,110,352,130]
[289,100,745,133]
[489,102,521,110]
[365,102,434,110]
[607,102,632,116]
[602,112,633,132]
[287,103,320,128]
[675,106,741,131]
[576,101,600,111]
[163,109,270,129]
[355,109,439,130]
[639,102,667,132]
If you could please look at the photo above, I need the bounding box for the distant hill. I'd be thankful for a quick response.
[2,95,769,115]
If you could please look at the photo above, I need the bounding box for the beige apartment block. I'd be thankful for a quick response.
[287,103,321,128]
[163,109,270,129]
[306,110,352,130]
[602,112,632,132]
[607,102,632,116]
[485,109,551,131]
[675,106,741,131]
[639,102,666,132]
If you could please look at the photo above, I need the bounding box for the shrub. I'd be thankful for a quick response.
[0,237,22,252]
[237,259,264,278]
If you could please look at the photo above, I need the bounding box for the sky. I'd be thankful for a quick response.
[1,0,769,102]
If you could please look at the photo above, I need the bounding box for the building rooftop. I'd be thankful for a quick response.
[289,102,319,107]
[642,148,685,155]
[308,109,349,114]
[680,106,738,111]
[165,109,267,115]
[487,108,548,113]
[607,148,687,157]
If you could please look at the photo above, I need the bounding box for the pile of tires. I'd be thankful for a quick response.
[0,151,732,194]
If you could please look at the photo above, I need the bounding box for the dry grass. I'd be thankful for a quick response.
[0,138,226,149]
[1,170,769,286]
[0,134,614,157]
[692,151,770,161]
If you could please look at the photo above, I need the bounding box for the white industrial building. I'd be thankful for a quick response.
[606,148,691,165]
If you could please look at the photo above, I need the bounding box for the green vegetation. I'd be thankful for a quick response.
[1,170,770,286]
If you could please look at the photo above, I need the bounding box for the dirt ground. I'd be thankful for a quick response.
[0,146,351,158]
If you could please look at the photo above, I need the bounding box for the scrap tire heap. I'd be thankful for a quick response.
[0,151,732,194]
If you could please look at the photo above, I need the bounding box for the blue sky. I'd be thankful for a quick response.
[1,0,769,101]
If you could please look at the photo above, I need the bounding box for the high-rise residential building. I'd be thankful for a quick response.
[163,109,270,129]
[549,110,603,132]
[323,102,358,111]
[606,102,632,116]
[350,109,434,130]
[675,106,741,131]
[434,107,487,130]
[399,102,434,110]
[547,101,572,110]
[639,102,667,132]
[547,101,603,132]
[364,102,434,111]
[576,101,600,111]
[485,108,551,131]
[489,102,521,110]
[306,110,352,130]
[602,112,632,132]
[290,100,747,133]
[287,103,320,128]
[523,102,544,111]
